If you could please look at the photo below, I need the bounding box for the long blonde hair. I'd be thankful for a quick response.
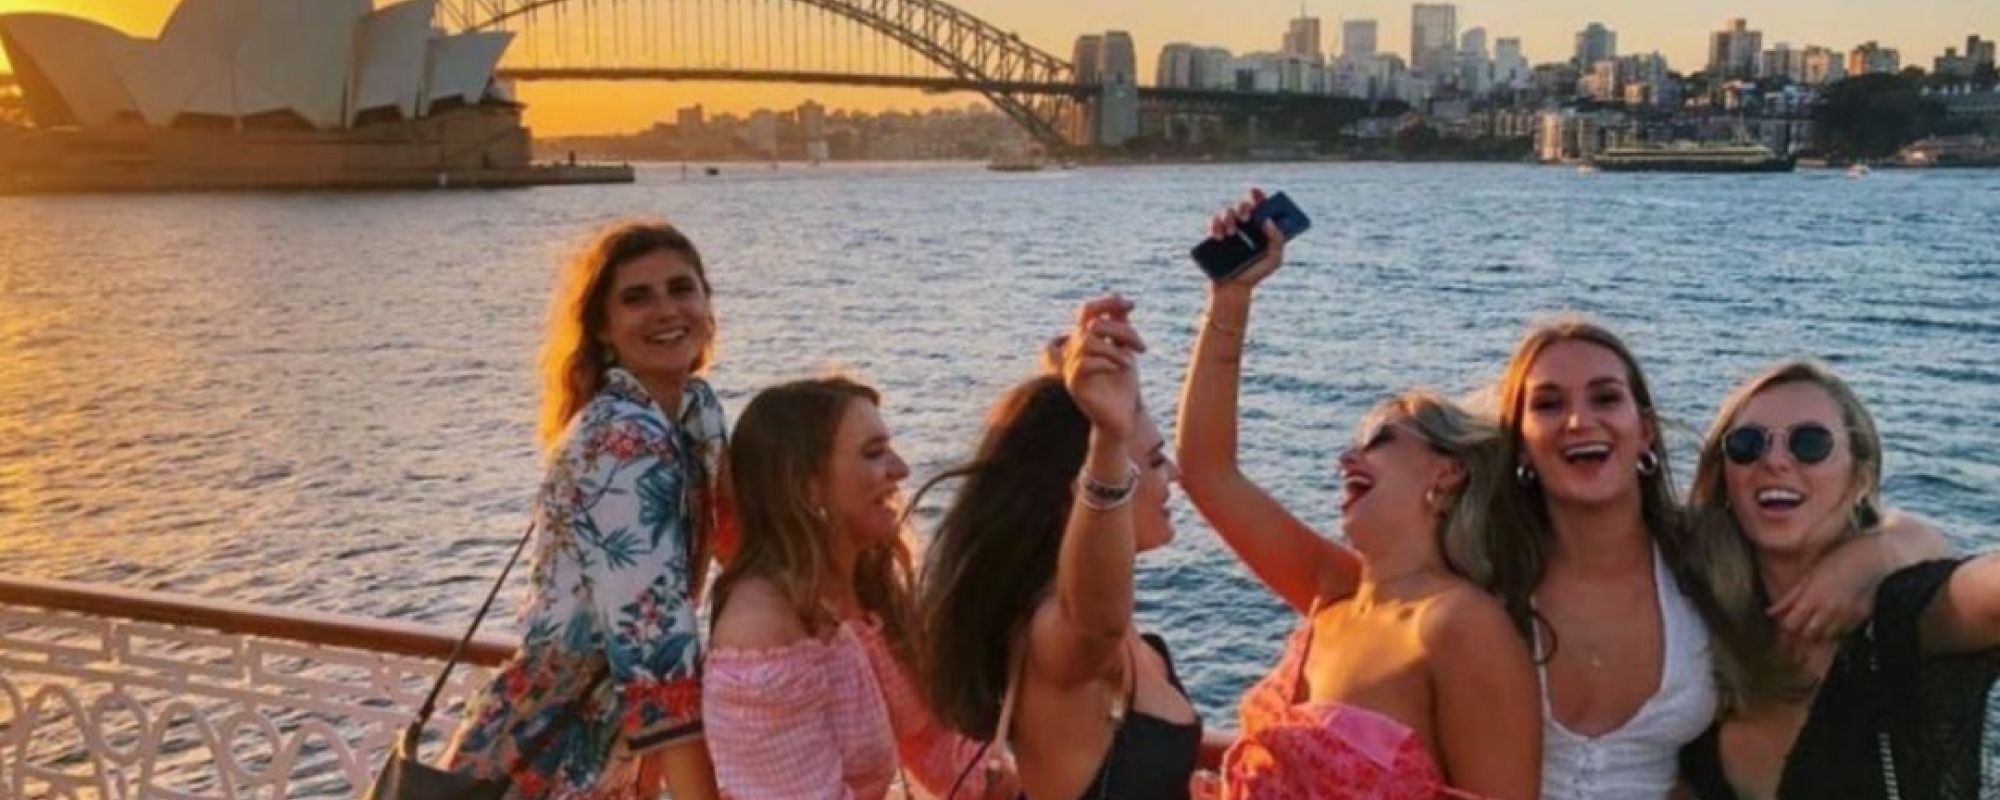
[537,221,715,452]
[1688,358,1885,711]
[715,377,919,659]
[1357,390,1511,587]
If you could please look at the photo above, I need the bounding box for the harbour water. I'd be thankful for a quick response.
[0,162,1995,720]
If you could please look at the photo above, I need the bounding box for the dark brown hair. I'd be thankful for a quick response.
[914,375,1089,737]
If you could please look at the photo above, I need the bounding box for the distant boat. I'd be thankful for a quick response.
[703,166,720,176]
[1846,164,1872,178]
[1589,142,1794,173]
[987,153,1046,172]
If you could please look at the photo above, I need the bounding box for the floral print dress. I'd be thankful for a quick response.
[447,368,730,800]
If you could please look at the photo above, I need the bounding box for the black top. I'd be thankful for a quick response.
[1068,633,1204,800]
[1680,559,2000,800]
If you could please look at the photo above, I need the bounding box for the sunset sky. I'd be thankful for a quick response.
[2,0,1995,135]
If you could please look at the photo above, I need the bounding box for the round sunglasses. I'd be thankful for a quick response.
[1722,423,1838,466]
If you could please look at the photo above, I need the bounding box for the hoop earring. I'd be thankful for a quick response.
[1637,450,1660,477]
[1515,463,1537,486]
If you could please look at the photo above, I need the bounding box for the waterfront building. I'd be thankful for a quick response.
[1803,46,1847,85]
[1937,48,1976,80]
[1760,44,1807,83]
[1411,4,1458,79]
[1072,35,1103,84]
[1099,32,1138,86]
[1342,19,1379,62]
[1709,18,1763,80]
[1574,23,1616,71]
[1459,27,1492,94]
[1158,43,1199,88]
[1284,14,1324,64]
[1848,41,1902,76]
[676,104,705,132]
[1495,37,1530,89]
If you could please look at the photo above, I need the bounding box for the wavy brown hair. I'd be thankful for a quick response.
[537,221,715,452]
[914,375,1090,738]
[1688,359,1885,711]
[714,377,918,658]
[1484,317,1725,649]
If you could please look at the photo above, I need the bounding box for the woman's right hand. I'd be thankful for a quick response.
[1206,188,1289,293]
[1062,295,1145,443]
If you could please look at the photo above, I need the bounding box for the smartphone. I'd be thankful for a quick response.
[1190,192,1312,282]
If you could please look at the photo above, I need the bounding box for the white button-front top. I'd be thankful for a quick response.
[1537,547,1719,800]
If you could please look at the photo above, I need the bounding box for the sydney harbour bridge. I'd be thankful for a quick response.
[432,0,1382,153]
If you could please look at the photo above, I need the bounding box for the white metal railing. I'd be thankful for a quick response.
[0,575,517,800]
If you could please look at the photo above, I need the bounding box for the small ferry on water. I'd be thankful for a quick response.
[1589,141,1795,173]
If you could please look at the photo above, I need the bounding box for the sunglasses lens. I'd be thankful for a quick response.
[1789,425,1836,464]
[1723,427,1767,465]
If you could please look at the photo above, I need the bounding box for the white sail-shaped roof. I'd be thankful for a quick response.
[0,14,139,127]
[348,0,437,125]
[424,31,513,114]
[235,0,371,128]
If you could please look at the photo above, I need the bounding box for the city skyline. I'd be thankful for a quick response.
[2,0,1995,134]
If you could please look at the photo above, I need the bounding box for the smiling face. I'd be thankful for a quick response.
[1517,339,1656,510]
[597,249,714,383]
[820,398,911,546]
[1127,412,1180,553]
[1722,381,1861,560]
[1338,412,1462,551]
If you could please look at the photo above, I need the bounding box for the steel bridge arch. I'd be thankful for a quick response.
[453,0,1080,152]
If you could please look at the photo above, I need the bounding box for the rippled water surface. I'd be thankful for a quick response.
[1,162,1995,719]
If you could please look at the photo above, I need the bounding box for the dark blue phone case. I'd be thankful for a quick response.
[1190,192,1312,282]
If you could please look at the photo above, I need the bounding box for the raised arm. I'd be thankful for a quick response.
[1177,191,1361,614]
[1031,295,1148,686]
[1426,588,1541,800]
[1920,552,2000,655]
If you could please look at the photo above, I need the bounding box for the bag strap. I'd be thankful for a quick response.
[396,518,539,754]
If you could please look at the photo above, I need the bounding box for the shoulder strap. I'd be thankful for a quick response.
[395,518,538,754]
[987,633,1029,774]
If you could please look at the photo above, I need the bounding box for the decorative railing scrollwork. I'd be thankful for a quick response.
[0,575,517,800]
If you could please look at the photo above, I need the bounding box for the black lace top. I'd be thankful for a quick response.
[1680,559,2000,800]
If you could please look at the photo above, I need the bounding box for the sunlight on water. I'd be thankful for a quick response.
[0,162,1994,719]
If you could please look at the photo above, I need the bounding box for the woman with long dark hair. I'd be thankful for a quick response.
[701,377,1011,799]
[918,295,1202,800]
[447,222,726,800]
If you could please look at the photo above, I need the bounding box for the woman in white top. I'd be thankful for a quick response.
[1480,318,1937,800]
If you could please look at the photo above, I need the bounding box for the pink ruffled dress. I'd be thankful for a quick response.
[1221,616,1487,800]
[703,618,1011,800]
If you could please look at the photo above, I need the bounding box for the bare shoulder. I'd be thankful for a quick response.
[711,576,812,650]
[1418,581,1523,652]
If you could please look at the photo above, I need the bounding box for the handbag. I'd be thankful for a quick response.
[365,520,539,800]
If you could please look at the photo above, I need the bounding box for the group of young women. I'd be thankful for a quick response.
[436,191,1999,800]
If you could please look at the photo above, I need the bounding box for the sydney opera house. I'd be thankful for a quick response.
[0,0,628,191]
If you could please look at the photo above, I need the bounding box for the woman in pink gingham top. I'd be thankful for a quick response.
[701,377,1013,800]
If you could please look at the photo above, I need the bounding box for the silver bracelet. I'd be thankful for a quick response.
[1077,462,1139,512]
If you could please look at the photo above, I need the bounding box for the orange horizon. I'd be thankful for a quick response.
[3,0,1995,135]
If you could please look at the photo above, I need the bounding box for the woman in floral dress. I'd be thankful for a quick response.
[446,222,729,800]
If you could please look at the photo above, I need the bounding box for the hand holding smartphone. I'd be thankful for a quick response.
[1190,191,1311,283]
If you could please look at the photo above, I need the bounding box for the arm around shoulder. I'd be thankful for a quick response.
[1424,587,1541,800]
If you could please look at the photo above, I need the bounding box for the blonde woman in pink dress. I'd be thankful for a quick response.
[1179,192,1540,800]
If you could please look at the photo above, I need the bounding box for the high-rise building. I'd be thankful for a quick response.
[1936,48,1975,79]
[1157,43,1198,87]
[1847,41,1901,76]
[1459,27,1490,93]
[1284,14,1324,64]
[1802,46,1846,84]
[1759,44,1806,83]
[797,101,826,141]
[1197,47,1235,88]
[1341,19,1378,62]
[1098,31,1137,85]
[1968,35,1996,68]
[1708,18,1762,79]
[1494,37,1529,87]
[1573,23,1616,70]
[1410,4,1457,77]
[1072,35,1103,84]
[1460,27,1488,61]
[676,104,704,132]
[746,110,779,155]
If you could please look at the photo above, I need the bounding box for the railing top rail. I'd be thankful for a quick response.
[0,573,519,666]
